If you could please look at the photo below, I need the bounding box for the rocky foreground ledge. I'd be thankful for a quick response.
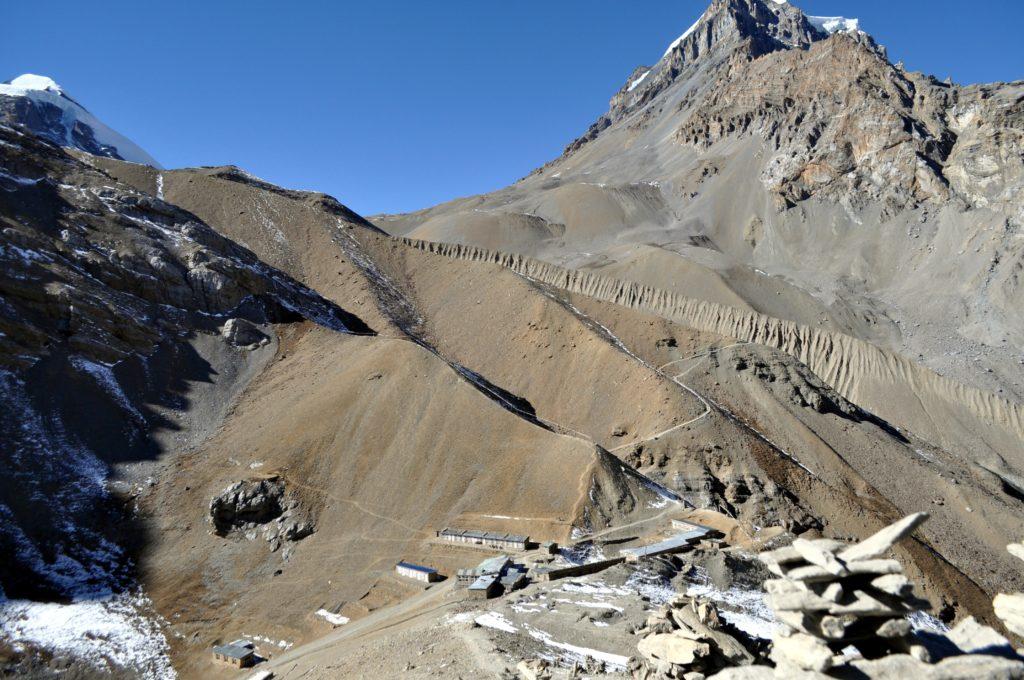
[623,514,1024,680]
[517,514,1024,680]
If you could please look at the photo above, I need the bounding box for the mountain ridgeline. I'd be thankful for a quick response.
[0,0,1023,678]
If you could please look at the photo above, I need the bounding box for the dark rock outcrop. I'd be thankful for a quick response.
[209,479,286,535]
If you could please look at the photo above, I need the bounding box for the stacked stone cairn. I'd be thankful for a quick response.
[628,514,1024,679]
[758,512,932,672]
[629,594,756,679]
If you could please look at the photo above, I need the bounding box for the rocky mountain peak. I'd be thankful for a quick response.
[595,0,875,133]
[0,72,160,167]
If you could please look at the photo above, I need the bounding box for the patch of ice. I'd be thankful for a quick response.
[0,242,50,266]
[570,526,590,540]
[557,543,606,567]
[0,169,43,187]
[625,569,678,605]
[315,609,349,626]
[559,582,619,596]
[553,598,624,612]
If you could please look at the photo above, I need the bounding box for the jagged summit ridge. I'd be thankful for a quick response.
[569,0,880,157]
[0,72,160,167]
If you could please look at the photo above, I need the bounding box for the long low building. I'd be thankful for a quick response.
[437,528,529,551]
[395,561,442,583]
[619,526,714,562]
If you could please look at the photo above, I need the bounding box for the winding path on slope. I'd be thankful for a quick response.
[607,342,749,453]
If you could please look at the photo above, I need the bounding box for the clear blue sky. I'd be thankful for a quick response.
[4,1,1023,215]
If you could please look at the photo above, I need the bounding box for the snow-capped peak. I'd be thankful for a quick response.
[807,15,860,35]
[0,73,160,167]
[3,74,64,94]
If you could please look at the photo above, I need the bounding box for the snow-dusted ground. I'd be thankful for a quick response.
[0,591,175,680]
[0,370,176,678]
[471,609,629,671]
[684,567,777,639]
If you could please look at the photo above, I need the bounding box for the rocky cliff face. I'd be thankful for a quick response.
[0,126,362,371]
[569,0,1022,222]
[599,0,841,135]
[0,121,372,676]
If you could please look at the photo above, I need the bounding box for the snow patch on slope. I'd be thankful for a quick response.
[662,12,705,58]
[628,70,650,92]
[0,73,160,167]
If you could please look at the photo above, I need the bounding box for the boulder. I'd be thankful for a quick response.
[770,632,833,672]
[947,617,1017,658]
[638,634,711,666]
[994,593,1024,637]
[836,513,928,563]
[222,317,270,349]
[516,659,552,680]
[836,653,1024,679]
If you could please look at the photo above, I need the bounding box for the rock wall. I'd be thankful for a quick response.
[397,237,1024,471]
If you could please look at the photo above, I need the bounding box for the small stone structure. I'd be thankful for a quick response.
[459,554,527,598]
[468,573,502,599]
[212,639,255,668]
[621,526,713,563]
[395,560,441,583]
